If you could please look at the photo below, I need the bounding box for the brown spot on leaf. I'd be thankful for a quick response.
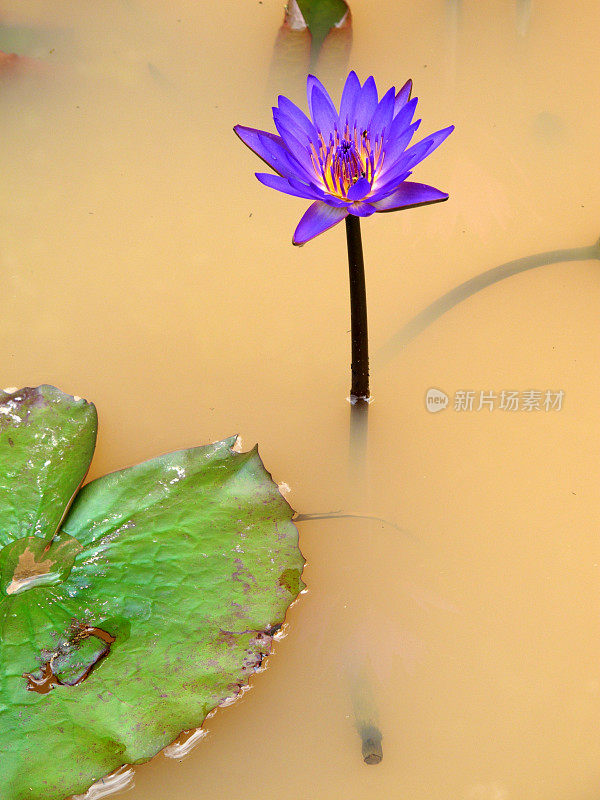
[278,568,300,595]
[23,624,116,694]
[6,547,55,595]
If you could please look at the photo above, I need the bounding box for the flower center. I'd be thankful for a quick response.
[335,140,363,183]
[309,126,385,200]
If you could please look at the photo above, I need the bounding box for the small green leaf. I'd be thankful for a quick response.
[0,387,304,800]
[295,0,349,55]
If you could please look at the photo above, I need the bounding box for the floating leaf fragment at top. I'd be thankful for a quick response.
[292,0,349,56]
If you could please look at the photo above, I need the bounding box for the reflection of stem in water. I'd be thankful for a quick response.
[347,393,383,762]
[446,0,461,25]
[377,237,600,366]
[348,660,383,765]
[349,397,368,483]
[361,725,383,765]
[515,0,533,36]
[444,0,461,90]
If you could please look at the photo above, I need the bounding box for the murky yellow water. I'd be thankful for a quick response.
[2,0,600,798]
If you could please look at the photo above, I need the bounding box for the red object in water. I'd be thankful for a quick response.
[0,50,46,77]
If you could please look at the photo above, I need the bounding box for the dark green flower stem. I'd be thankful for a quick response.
[345,215,370,401]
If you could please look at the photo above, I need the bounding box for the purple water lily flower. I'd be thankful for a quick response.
[234,71,454,245]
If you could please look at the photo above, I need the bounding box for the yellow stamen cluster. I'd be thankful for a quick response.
[309,124,385,199]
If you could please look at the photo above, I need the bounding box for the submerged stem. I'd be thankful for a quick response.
[345,215,370,400]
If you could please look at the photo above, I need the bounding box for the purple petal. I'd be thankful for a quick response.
[294,188,349,207]
[310,84,340,135]
[234,125,284,157]
[272,107,314,152]
[386,97,418,144]
[272,109,320,180]
[376,130,432,188]
[339,70,361,128]
[255,173,325,201]
[293,201,348,245]
[399,125,455,170]
[371,181,448,211]
[277,95,320,146]
[376,120,421,180]
[374,125,453,195]
[349,201,377,217]
[370,151,429,201]
[368,86,396,142]
[288,176,342,203]
[234,125,304,180]
[368,170,412,203]
[394,79,412,115]
[424,124,455,155]
[307,75,338,127]
[346,176,372,201]
[353,76,378,133]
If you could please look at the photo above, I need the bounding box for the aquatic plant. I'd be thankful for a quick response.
[234,71,453,400]
[271,0,351,86]
[0,385,304,800]
[292,0,350,61]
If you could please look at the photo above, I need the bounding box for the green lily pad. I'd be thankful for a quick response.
[0,386,304,800]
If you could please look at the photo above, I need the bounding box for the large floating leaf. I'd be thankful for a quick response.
[0,387,304,800]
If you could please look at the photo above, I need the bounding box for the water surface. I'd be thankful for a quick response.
[2,1,600,798]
